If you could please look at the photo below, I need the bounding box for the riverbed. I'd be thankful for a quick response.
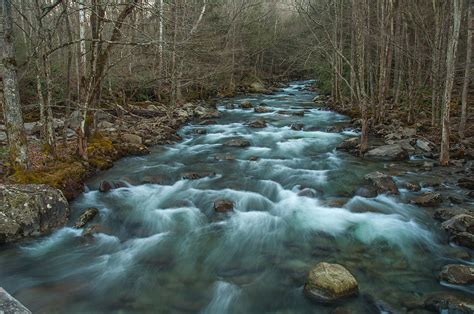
[0,81,472,313]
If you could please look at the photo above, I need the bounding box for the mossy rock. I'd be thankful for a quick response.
[304,262,359,303]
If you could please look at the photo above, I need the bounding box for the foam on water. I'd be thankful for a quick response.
[202,281,241,314]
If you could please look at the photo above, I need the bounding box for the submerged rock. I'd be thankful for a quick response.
[411,192,442,207]
[304,262,358,303]
[424,293,474,314]
[74,207,99,229]
[0,184,69,243]
[364,172,399,195]
[439,264,474,285]
[365,144,409,161]
[224,138,251,147]
[214,199,234,213]
[297,188,322,198]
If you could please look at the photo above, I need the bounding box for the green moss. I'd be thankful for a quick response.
[12,161,87,199]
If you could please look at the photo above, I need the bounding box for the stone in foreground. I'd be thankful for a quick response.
[0,184,69,243]
[74,207,99,228]
[0,287,31,314]
[440,264,474,285]
[304,262,358,303]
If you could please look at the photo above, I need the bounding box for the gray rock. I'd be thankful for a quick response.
[365,144,409,161]
[0,131,7,143]
[416,139,432,152]
[122,133,142,145]
[434,208,472,221]
[337,138,359,151]
[304,262,358,303]
[0,287,31,314]
[440,264,474,285]
[0,184,69,243]
[68,110,83,130]
[23,122,41,135]
[364,172,399,195]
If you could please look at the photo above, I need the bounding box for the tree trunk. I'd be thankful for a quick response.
[459,0,473,138]
[1,0,30,170]
[440,0,462,166]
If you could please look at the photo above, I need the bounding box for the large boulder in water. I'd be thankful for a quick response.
[424,292,474,313]
[364,172,399,195]
[0,184,69,243]
[247,118,267,128]
[439,264,474,285]
[365,144,409,161]
[304,262,358,303]
[214,199,234,213]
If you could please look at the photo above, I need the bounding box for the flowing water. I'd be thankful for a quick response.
[1,81,472,313]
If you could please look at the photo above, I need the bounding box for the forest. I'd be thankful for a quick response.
[0,0,473,313]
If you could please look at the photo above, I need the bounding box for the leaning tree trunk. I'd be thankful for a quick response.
[440,0,462,166]
[459,0,473,139]
[1,0,29,170]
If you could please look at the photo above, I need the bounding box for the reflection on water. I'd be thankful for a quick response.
[0,81,472,313]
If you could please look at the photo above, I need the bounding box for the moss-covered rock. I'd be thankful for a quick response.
[304,262,359,303]
[0,184,69,243]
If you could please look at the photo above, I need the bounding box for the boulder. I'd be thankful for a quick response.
[0,184,69,243]
[355,187,378,198]
[411,192,442,207]
[441,214,474,249]
[23,122,41,135]
[224,138,251,147]
[364,172,399,195]
[434,208,472,222]
[439,264,474,285]
[214,199,234,213]
[248,118,267,128]
[224,104,236,110]
[365,144,409,161]
[337,138,359,151]
[0,287,31,314]
[74,207,99,229]
[254,106,270,113]
[240,101,253,109]
[249,82,266,93]
[304,262,358,303]
[122,133,143,145]
[416,139,432,152]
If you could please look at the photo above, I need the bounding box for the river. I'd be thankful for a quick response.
[0,81,472,313]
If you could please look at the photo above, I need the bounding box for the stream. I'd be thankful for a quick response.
[0,81,472,313]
